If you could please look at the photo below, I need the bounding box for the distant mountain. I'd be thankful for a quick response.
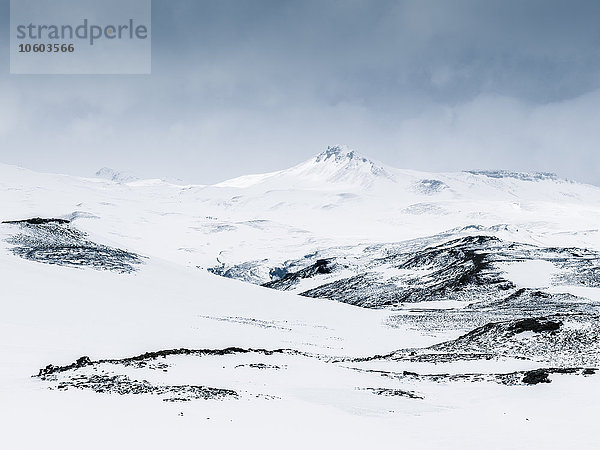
[94,167,139,184]
[216,145,395,188]
[213,145,589,205]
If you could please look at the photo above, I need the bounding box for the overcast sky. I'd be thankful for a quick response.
[1,0,600,184]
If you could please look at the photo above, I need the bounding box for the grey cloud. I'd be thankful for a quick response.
[1,0,600,184]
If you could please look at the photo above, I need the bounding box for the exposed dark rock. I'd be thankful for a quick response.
[269,266,288,280]
[388,288,597,338]
[3,220,142,273]
[211,231,600,309]
[509,318,562,334]
[465,170,558,182]
[234,363,284,370]
[37,347,305,377]
[36,340,599,404]
[361,312,600,368]
[346,364,595,386]
[35,347,311,403]
[3,217,70,225]
[522,369,551,385]
[53,373,238,401]
[295,236,515,308]
[76,356,92,366]
[38,355,92,377]
[262,258,335,291]
[361,387,423,399]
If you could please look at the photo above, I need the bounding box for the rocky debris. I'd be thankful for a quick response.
[40,357,89,377]
[427,314,600,366]
[35,347,309,403]
[388,288,597,336]
[215,232,600,309]
[361,387,423,399]
[36,339,599,404]
[52,373,238,402]
[36,346,344,404]
[38,356,92,377]
[3,220,142,273]
[235,363,284,370]
[450,316,561,343]
[468,289,591,315]
[37,347,305,377]
[360,313,600,368]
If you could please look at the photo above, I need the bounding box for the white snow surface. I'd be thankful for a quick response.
[2,148,600,449]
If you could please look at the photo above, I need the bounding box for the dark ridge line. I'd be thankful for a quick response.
[36,347,310,377]
[2,217,70,225]
[451,316,562,341]
[445,312,597,342]
[347,314,587,363]
[343,365,597,383]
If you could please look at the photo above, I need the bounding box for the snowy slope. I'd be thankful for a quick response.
[3,146,600,270]
[2,148,600,449]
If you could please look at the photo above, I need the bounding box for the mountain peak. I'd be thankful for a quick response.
[95,167,138,184]
[315,145,357,162]
[215,145,395,189]
[306,145,393,185]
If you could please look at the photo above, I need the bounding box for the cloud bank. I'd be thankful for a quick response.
[1,0,600,184]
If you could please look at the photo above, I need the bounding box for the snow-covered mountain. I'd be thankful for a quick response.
[2,148,600,449]
[94,167,139,184]
[4,146,600,271]
[217,145,395,188]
